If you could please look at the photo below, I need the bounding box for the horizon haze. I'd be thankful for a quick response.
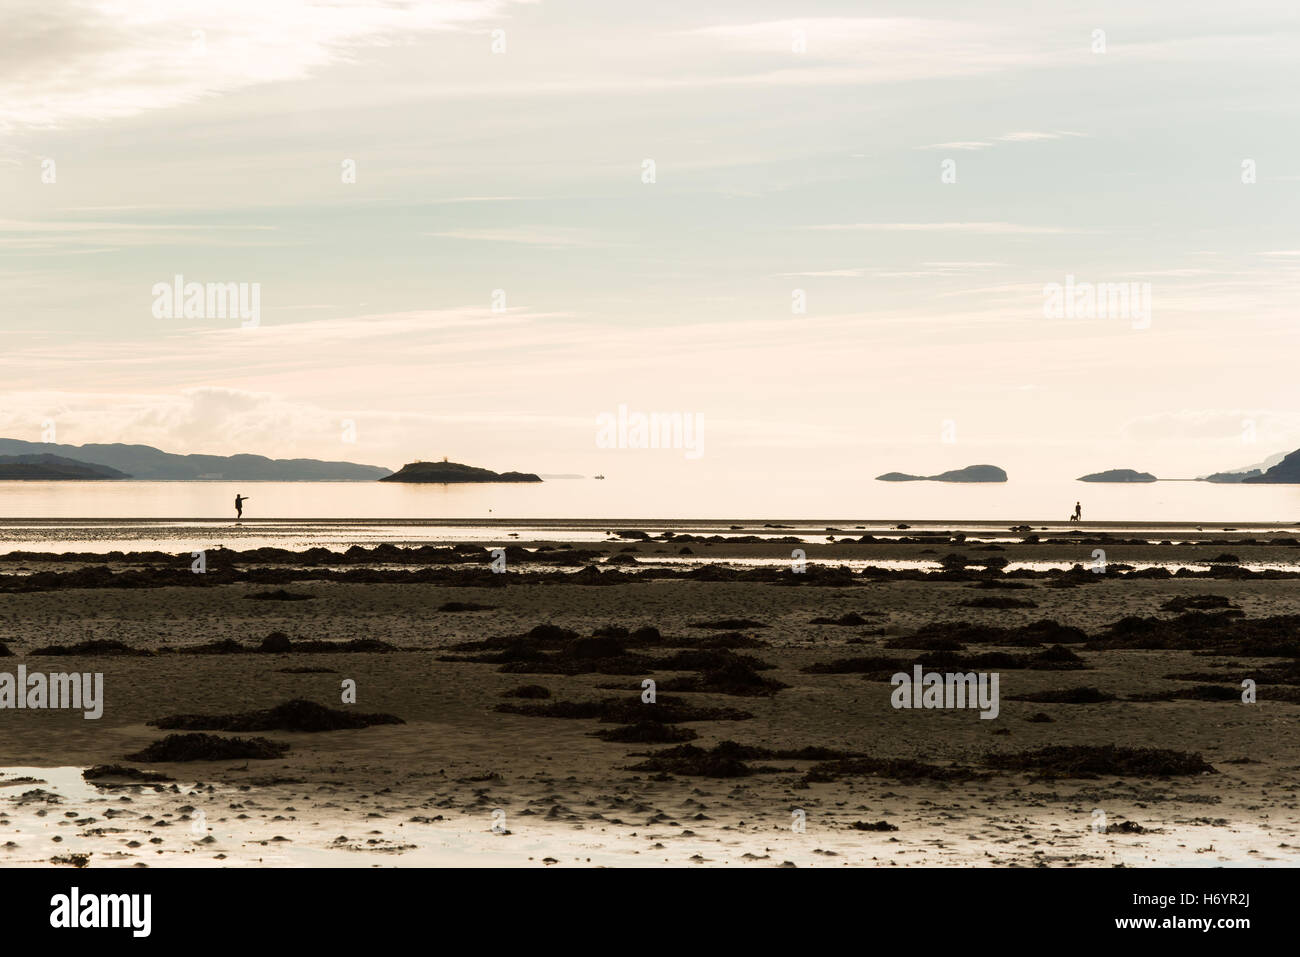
[2,0,1298,497]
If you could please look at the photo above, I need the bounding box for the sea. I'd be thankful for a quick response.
[0,477,1296,554]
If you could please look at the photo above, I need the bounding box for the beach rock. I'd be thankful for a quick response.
[259,631,293,653]
[590,722,698,743]
[245,590,315,601]
[149,699,403,733]
[1007,687,1117,704]
[983,744,1215,778]
[125,734,290,762]
[83,765,173,783]
[30,639,148,656]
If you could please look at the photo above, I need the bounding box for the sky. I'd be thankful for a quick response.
[1,0,1298,483]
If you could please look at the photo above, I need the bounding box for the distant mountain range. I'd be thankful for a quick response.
[379,461,542,483]
[0,439,391,481]
[1238,449,1300,483]
[1198,451,1288,483]
[0,453,131,480]
[876,464,1007,483]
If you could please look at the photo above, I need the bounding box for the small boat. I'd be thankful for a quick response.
[593,475,605,480]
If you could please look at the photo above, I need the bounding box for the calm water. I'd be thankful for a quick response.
[0,477,1297,523]
[0,477,1296,553]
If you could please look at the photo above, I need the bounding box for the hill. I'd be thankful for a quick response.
[1198,451,1286,483]
[1240,448,1300,484]
[379,461,542,484]
[0,439,391,481]
[0,454,130,480]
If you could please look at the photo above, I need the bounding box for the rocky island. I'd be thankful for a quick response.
[379,460,542,483]
[875,464,1007,483]
[1077,469,1157,483]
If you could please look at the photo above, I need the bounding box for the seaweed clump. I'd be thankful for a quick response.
[148,699,403,733]
[125,734,290,762]
[983,745,1215,778]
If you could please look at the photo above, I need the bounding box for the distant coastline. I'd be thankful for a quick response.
[0,438,389,481]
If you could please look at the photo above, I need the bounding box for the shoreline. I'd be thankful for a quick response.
[2,533,1299,867]
[3,517,1298,528]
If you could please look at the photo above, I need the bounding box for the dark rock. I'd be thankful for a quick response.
[149,699,403,733]
[259,632,293,653]
[126,734,290,762]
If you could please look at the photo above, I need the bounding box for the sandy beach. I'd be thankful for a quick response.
[1,521,1298,867]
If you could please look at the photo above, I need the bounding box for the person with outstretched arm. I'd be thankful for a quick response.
[235,494,250,520]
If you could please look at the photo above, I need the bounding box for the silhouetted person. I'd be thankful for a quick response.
[1072,502,1082,522]
[235,494,250,520]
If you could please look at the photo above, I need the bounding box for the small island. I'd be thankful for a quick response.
[875,464,1007,483]
[0,454,130,480]
[379,460,542,484]
[1077,469,1157,483]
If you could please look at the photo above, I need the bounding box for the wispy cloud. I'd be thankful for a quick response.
[997,130,1086,142]
[805,222,1075,235]
[0,218,281,250]
[917,131,1087,151]
[916,141,992,151]
[0,0,521,130]
[422,226,604,247]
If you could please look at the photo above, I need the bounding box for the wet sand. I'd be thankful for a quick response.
[2,523,1299,867]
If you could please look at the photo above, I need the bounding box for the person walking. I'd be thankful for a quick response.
[1072,501,1082,522]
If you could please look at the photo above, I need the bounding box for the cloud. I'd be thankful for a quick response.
[778,262,1007,279]
[422,226,603,247]
[916,131,1087,151]
[806,222,1075,234]
[996,130,1086,142]
[0,0,520,130]
[1120,410,1300,445]
[0,386,575,468]
[0,218,281,251]
[916,141,993,151]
